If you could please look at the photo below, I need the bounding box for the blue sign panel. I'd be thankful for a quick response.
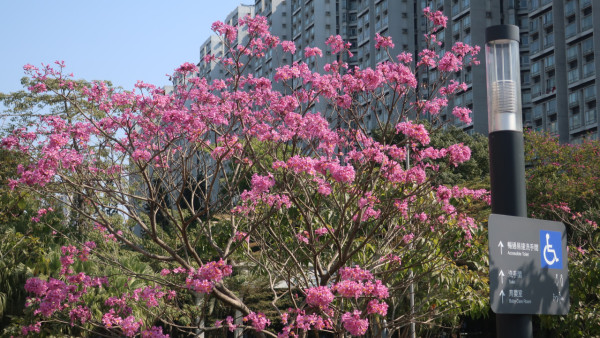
[540,230,563,269]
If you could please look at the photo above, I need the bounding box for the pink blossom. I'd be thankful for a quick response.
[211,21,237,42]
[418,49,437,68]
[396,120,430,145]
[141,326,170,338]
[423,7,448,28]
[438,52,462,72]
[69,305,91,326]
[381,253,402,265]
[314,227,329,237]
[234,231,249,242]
[367,299,389,316]
[175,62,199,74]
[121,315,143,337]
[341,311,369,336]
[364,280,389,299]
[339,266,374,281]
[225,316,237,332]
[452,106,472,124]
[102,309,122,328]
[244,311,271,332]
[281,40,297,54]
[334,280,364,298]
[305,286,334,307]
[326,35,351,54]
[397,52,413,64]
[21,322,41,336]
[296,231,310,244]
[375,33,395,49]
[447,143,471,166]
[304,47,323,58]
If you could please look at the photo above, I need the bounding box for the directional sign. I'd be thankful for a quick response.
[488,214,569,315]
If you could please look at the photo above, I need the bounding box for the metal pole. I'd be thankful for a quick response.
[485,25,532,338]
[489,130,532,337]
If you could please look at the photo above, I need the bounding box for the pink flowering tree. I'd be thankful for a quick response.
[3,8,490,337]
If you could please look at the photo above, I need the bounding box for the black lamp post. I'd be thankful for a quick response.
[485,25,532,337]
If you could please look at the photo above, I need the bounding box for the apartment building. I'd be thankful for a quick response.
[197,4,255,84]
[520,0,599,143]
[195,0,600,143]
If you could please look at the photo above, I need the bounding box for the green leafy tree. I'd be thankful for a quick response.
[428,124,489,188]
[525,131,600,336]
[525,131,600,218]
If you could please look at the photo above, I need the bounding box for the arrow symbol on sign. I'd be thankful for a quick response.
[499,290,505,304]
[499,270,505,284]
[498,241,504,255]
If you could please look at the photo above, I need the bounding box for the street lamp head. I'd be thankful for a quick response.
[485,25,522,133]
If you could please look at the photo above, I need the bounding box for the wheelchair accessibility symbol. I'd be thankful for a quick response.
[540,230,563,269]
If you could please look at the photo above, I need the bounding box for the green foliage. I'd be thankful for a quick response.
[0,77,112,135]
[0,229,45,327]
[524,131,600,336]
[525,131,600,218]
[428,124,489,188]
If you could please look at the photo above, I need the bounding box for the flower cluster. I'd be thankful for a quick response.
[22,244,109,334]
[305,286,335,308]
[185,259,233,294]
[341,310,370,336]
[244,312,271,332]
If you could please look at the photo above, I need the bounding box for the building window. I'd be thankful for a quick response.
[545,54,554,68]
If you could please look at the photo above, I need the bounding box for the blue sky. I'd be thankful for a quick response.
[0,0,248,93]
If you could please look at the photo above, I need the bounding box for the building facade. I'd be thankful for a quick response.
[195,0,600,143]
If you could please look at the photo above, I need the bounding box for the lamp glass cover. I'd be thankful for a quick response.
[486,39,523,132]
